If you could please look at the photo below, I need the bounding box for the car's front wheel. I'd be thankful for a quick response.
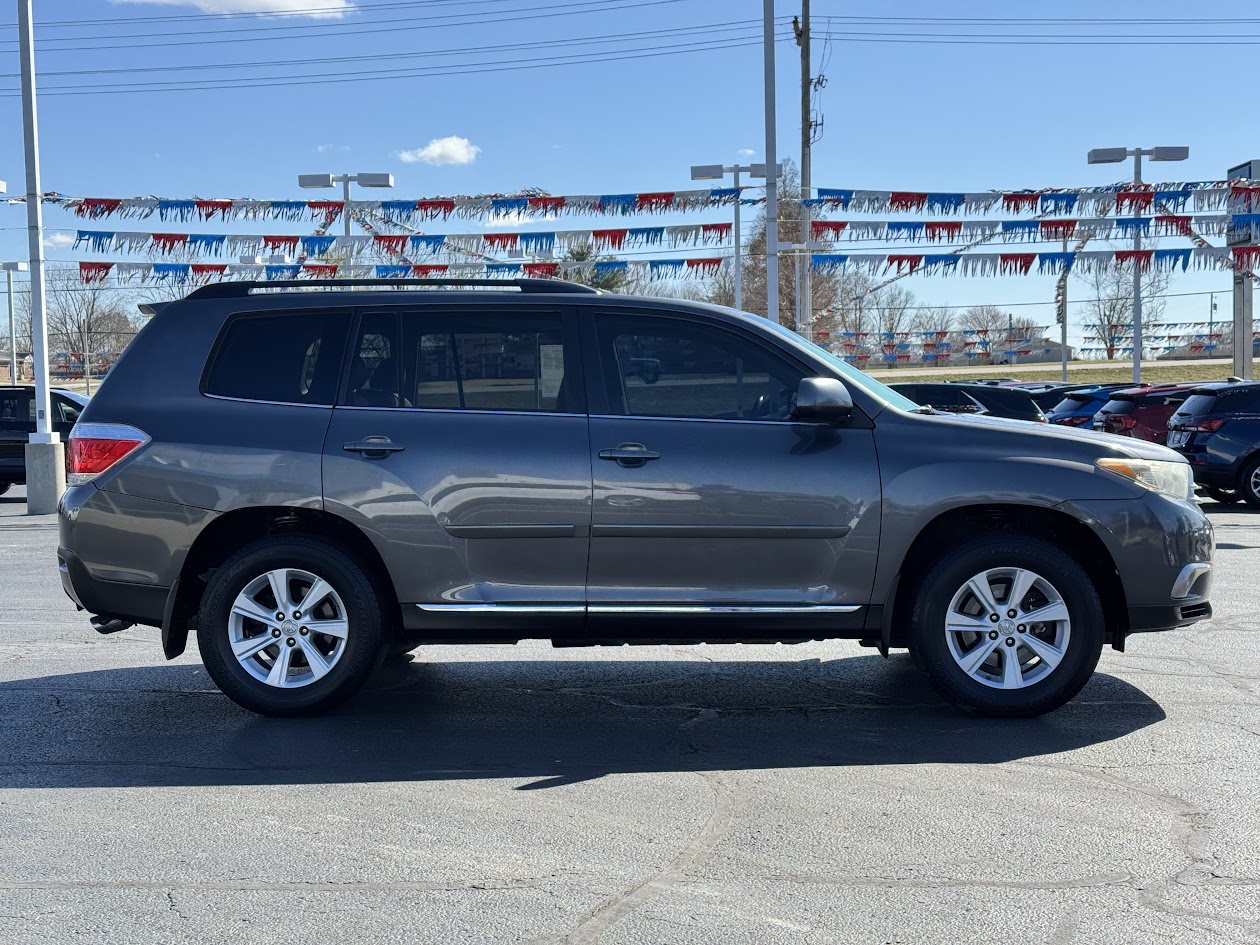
[909,536,1105,717]
[1238,456,1260,510]
[197,536,386,716]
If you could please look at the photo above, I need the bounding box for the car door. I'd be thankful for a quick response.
[582,308,881,632]
[0,389,34,484]
[322,304,591,630]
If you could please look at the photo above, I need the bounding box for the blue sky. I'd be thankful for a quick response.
[0,0,1251,341]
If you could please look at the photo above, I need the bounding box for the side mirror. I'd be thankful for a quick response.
[792,377,853,424]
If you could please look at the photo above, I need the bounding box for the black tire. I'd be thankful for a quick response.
[909,535,1105,717]
[1238,456,1260,510]
[1202,487,1242,506]
[197,536,387,716]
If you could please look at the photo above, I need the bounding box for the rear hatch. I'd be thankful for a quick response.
[1167,388,1228,449]
[1048,390,1101,426]
[1094,394,1137,432]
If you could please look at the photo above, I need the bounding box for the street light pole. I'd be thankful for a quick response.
[3,263,27,385]
[1087,145,1189,385]
[762,0,779,325]
[18,0,64,514]
[298,171,395,239]
[692,162,775,313]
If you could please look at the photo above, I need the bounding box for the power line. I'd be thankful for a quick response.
[816,27,1260,46]
[0,20,765,80]
[0,33,789,97]
[0,0,710,52]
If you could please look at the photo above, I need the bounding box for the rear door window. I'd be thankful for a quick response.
[0,390,33,428]
[204,310,350,405]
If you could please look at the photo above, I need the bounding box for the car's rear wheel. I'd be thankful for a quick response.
[909,536,1105,717]
[197,536,386,716]
[1238,456,1260,509]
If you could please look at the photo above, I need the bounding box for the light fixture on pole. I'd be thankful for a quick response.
[298,172,394,237]
[4,262,29,385]
[1087,145,1189,384]
[691,161,782,314]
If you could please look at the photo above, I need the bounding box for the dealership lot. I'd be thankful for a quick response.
[0,486,1257,945]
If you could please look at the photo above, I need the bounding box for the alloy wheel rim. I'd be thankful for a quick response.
[944,567,1071,690]
[1250,466,1260,500]
[228,567,349,689]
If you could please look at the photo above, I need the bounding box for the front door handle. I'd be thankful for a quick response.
[598,443,661,468]
[344,437,405,459]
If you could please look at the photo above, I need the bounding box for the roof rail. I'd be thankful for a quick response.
[181,278,601,301]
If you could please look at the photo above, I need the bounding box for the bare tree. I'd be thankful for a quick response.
[17,268,141,365]
[1074,251,1170,360]
[958,304,1010,333]
[866,283,918,335]
[908,304,954,334]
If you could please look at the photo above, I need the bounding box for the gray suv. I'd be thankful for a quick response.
[57,279,1213,717]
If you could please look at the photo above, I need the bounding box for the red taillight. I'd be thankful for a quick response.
[1057,415,1092,426]
[66,423,149,485]
[1184,418,1225,433]
[1110,415,1138,431]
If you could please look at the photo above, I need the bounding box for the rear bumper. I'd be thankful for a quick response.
[58,546,168,628]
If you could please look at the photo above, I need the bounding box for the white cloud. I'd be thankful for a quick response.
[43,232,75,250]
[316,143,350,153]
[111,0,354,17]
[738,148,756,157]
[398,136,481,167]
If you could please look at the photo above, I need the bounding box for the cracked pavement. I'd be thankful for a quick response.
[0,487,1257,944]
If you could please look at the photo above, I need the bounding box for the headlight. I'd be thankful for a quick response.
[1096,458,1194,500]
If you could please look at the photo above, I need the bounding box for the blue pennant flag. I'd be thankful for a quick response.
[1040,193,1078,213]
[381,201,418,219]
[188,234,225,255]
[375,265,409,278]
[300,235,336,256]
[410,235,446,253]
[156,199,196,221]
[887,222,925,239]
[1154,189,1192,210]
[491,197,528,215]
[816,188,853,206]
[1115,217,1152,235]
[922,255,959,271]
[1001,220,1039,235]
[810,253,848,271]
[926,193,964,213]
[152,263,190,283]
[75,231,114,253]
[486,263,522,275]
[268,201,307,221]
[265,265,299,280]
[1154,248,1191,271]
[648,259,686,276]
[1037,252,1074,274]
[594,260,628,275]
[599,195,637,214]
[709,187,740,202]
[629,227,664,245]
[520,233,555,255]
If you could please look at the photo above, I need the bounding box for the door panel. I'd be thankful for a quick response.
[322,307,591,612]
[585,311,881,609]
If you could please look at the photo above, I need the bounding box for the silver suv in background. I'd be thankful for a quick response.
[57,279,1212,717]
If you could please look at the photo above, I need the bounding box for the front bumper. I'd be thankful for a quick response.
[1060,491,1214,636]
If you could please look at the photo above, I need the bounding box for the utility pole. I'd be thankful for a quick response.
[762,0,779,326]
[794,0,812,341]
[1059,235,1069,381]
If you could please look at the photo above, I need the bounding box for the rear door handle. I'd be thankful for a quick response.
[344,437,405,458]
[598,443,660,468]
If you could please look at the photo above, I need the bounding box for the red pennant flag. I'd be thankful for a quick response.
[373,234,408,256]
[924,221,962,241]
[263,235,300,252]
[415,199,456,219]
[195,200,234,220]
[307,200,344,219]
[523,262,559,278]
[79,262,113,283]
[686,258,723,273]
[701,222,732,241]
[303,264,339,278]
[151,233,189,253]
[636,192,675,212]
[813,331,830,340]
[1040,220,1077,240]
[1116,190,1154,212]
[1154,215,1193,237]
[592,229,629,250]
[999,253,1036,275]
[75,198,123,219]
[812,220,848,239]
[889,192,928,211]
[191,264,227,280]
[528,196,566,213]
[484,233,519,252]
[412,264,449,277]
[1232,246,1260,266]
[887,254,923,273]
[1002,193,1040,213]
[1115,249,1153,271]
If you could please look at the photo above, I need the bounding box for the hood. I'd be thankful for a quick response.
[919,410,1185,463]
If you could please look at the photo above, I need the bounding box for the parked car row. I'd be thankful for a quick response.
[0,385,89,496]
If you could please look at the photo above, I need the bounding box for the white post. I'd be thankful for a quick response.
[732,166,743,311]
[763,0,779,325]
[1060,235,1069,382]
[6,269,15,385]
[1131,150,1143,385]
[1234,272,1254,380]
[342,175,352,237]
[18,0,64,513]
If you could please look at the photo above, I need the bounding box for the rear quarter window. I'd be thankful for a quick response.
[1176,393,1221,417]
[203,310,350,405]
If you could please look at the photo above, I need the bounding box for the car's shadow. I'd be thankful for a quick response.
[0,655,1164,790]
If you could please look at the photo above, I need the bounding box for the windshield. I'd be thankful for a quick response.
[758,321,921,412]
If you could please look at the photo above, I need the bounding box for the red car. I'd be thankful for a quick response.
[1092,383,1201,444]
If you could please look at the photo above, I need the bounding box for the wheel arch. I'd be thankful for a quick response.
[882,503,1128,653]
[161,506,398,659]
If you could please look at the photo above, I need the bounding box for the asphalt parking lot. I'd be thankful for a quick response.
[1,486,1257,945]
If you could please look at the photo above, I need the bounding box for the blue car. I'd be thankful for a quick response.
[1167,380,1260,506]
[1046,383,1143,428]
